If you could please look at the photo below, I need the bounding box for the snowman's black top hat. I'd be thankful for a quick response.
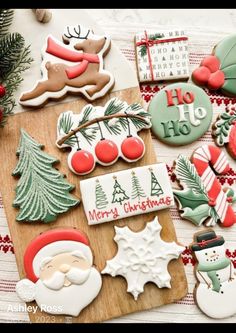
[190,230,225,252]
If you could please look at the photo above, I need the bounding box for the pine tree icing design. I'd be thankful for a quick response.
[149,168,163,196]
[213,105,236,159]
[174,150,236,227]
[102,216,184,300]
[131,170,146,200]
[111,176,129,205]
[12,129,79,223]
[95,179,108,210]
[56,98,151,175]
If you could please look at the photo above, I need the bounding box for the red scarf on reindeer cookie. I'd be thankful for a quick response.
[46,37,100,79]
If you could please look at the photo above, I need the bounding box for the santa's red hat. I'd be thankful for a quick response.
[24,229,92,283]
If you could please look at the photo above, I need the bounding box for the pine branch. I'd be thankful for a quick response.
[57,113,150,146]
[0,33,25,77]
[0,9,14,37]
[175,155,207,196]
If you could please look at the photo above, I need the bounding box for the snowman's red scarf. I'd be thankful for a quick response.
[46,37,100,79]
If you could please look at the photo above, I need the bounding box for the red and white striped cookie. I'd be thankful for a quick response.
[192,145,236,227]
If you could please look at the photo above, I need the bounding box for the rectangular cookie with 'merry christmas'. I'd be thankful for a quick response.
[80,163,174,225]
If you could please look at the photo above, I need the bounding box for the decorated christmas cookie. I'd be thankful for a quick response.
[56,98,151,175]
[148,83,213,146]
[192,34,236,96]
[15,228,102,316]
[80,163,174,225]
[12,129,79,223]
[19,25,114,107]
[102,216,184,300]
[174,144,236,227]
[135,29,189,82]
[190,229,236,319]
[213,105,236,159]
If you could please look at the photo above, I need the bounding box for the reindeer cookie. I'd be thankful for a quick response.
[19,25,115,107]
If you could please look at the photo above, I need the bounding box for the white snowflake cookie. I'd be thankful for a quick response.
[102,216,184,300]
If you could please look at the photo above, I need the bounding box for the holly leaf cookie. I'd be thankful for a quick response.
[192,34,236,96]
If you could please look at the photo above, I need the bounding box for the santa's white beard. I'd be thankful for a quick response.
[34,268,102,316]
[42,267,91,290]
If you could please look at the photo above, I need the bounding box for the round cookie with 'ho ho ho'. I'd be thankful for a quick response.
[148,82,213,146]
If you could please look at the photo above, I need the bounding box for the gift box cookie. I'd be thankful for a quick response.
[135,29,189,83]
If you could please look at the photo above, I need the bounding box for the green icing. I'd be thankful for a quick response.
[198,257,231,292]
[148,83,213,146]
[215,34,236,70]
[222,64,236,96]
[180,204,211,226]
[12,129,79,223]
[131,171,146,200]
[95,179,108,209]
[174,189,208,211]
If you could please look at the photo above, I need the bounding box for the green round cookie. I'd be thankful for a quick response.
[148,83,213,146]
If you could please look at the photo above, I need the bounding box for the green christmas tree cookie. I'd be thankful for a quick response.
[12,129,79,223]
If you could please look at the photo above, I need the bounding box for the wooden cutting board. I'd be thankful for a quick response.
[0,87,188,323]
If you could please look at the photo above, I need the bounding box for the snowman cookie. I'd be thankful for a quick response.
[148,83,213,146]
[192,34,236,96]
[56,98,151,175]
[190,229,236,319]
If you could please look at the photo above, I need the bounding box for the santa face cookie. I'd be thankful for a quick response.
[15,229,102,317]
[190,229,236,319]
[19,25,114,107]
[102,216,184,300]
[148,83,213,146]
[192,34,236,96]
[173,144,236,227]
[56,98,151,175]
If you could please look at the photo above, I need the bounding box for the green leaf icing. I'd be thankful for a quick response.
[12,129,79,223]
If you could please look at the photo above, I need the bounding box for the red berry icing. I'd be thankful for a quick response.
[95,139,119,164]
[201,55,220,73]
[121,137,144,160]
[192,66,211,85]
[192,55,225,91]
[71,150,95,174]
[207,70,225,90]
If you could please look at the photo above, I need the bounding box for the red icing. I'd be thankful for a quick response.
[24,229,89,283]
[121,137,144,160]
[192,66,211,85]
[192,55,225,91]
[46,37,99,79]
[165,88,194,107]
[71,150,95,174]
[201,55,221,73]
[192,145,236,227]
[95,139,119,164]
[207,70,225,90]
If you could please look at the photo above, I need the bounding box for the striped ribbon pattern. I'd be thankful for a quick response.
[192,145,236,227]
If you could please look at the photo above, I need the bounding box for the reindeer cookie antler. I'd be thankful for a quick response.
[19,25,115,107]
